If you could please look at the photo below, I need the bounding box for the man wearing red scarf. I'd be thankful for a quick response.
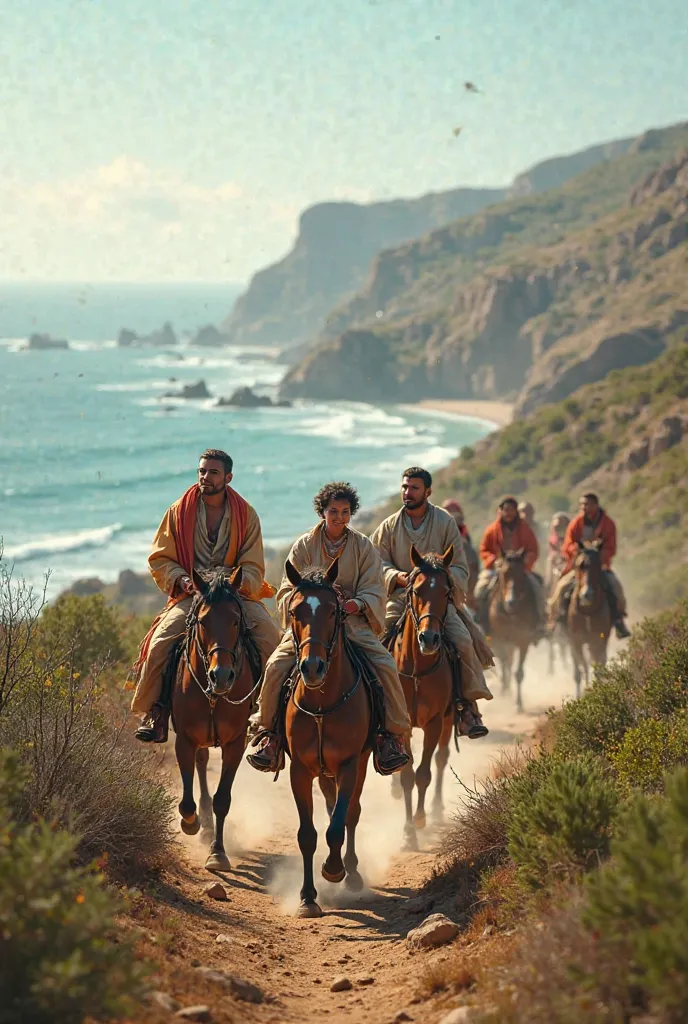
[131,449,280,742]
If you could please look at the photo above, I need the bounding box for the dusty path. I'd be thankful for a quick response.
[146,645,588,1023]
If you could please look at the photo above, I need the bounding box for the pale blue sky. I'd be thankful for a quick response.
[0,0,686,280]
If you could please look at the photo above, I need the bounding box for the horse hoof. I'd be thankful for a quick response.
[345,870,364,893]
[321,862,346,884]
[413,812,427,831]
[180,815,200,836]
[296,901,323,919]
[205,853,232,874]
[402,829,419,853]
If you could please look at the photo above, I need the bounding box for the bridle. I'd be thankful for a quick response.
[496,555,528,615]
[287,584,344,690]
[399,565,451,679]
[183,589,260,707]
[573,549,605,616]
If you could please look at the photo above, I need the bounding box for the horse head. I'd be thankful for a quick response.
[285,558,342,688]
[496,548,528,614]
[189,567,245,696]
[574,539,604,609]
[408,544,453,655]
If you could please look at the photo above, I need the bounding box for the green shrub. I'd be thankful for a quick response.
[584,768,688,1022]
[552,666,636,760]
[37,594,128,679]
[611,713,688,793]
[508,756,618,890]
[0,750,145,1024]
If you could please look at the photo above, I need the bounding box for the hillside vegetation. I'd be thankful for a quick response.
[281,122,688,410]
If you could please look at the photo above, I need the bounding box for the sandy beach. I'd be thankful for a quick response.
[408,398,514,428]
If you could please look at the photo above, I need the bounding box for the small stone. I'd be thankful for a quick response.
[215,933,237,945]
[150,991,181,1012]
[405,895,432,915]
[204,882,227,901]
[357,976,375,986]
[394,1013,414,1023]
[175,1008,212,1023]
[195,968,264,1004]
[438,1009,474,1024]
[330,976,353,992]
[190,959,201,968]
[407,913,460,951]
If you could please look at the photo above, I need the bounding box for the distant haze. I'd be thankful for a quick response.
[1,0,686,281]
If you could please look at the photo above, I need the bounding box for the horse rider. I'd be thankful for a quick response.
[370,467,493,740]
[475,496,547,638]
[130,449,280,743]
[442,498,479,601]
[246,481,411,775]
[545,511,571,593]
[518,500,545,551]
[548,492,631,639]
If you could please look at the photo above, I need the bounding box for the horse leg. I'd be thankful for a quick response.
[414,715,443,830]
[344,752,370,892]
[318,775,337,819]
[196,747,213,833]
[500,647,510,694]
[322,758,358,884]
[570,637,582,698]
[176,732,200,836]
[431,714,452,824]
[400,752,418,852]
[515,643,528,713]
[205,735,244,874]
[291,758,321,918]
[391,772,403,801]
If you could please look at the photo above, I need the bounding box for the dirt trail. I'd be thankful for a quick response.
[148,646,589,1023]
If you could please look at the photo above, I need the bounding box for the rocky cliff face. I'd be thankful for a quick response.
[281,123,688,412]
[222,190,504,348]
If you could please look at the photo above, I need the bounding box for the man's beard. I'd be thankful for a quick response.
[200,482,225,495]
[403,497,425,510]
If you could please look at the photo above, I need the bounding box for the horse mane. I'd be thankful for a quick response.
[575,544,602,568]
[190,568,243,613]
[413,553,448,573]
[294,567,338,590]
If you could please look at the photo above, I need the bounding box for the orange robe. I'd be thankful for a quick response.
[562,511,617,572]
[479,517,539,572]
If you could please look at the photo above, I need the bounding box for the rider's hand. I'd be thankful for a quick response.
[343,599,360,615]
[179,575,194,595]
[396,572,410,589]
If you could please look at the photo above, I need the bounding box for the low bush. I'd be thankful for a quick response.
[0,750,145,1024]
[508,756,618,890]
[584,768,688,1023]
[611,712,688,793]
[37,593,128,679]
[552,667,636,759]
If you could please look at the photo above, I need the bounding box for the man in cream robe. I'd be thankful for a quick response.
[370,467,493,738]
[131,449,280,742]
[247,481,411,775]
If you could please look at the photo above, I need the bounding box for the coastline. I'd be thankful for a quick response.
[406,398,513,428]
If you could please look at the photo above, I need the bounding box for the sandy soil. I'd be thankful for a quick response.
[133,641,604,1024]
[406,400,514,428]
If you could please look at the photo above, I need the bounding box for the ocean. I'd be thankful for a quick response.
[0,283,495,599]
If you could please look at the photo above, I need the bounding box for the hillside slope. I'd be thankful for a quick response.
[427,345,688,611]
[222,136,634,350]
[281,122,688,410]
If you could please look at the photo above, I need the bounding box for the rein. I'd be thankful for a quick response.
[183,591,261,709]
[397,566,451,680]
[287,582,362,776]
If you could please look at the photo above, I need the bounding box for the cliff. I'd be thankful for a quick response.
[281,122,688,412]
[222,135,637,352]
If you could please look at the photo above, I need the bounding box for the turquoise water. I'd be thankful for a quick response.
[0,288,494,598]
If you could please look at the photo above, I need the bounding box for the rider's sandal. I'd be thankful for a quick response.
[246,731,285,773]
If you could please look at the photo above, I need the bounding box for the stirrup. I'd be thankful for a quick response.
[246,731,285,774]
[373,735,410,777]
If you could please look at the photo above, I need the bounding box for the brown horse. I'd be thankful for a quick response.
[284,558,371,919]
[486,549,537,712]
[546,552,570,675]
[173,567,260,873]
[391,545,454,852]
[566,540,611,696]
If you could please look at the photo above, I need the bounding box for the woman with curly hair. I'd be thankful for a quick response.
[247,482,410,776]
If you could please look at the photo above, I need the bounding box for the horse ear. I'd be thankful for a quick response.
[192,568,208,595]
[592,538,603,550]
[442,545,454,568]
[229,565,243,589]
[410,545,424,569]
[515,547,525,558]
[577,540,586,551]
[285,559,302,588]
[326,557,339,583]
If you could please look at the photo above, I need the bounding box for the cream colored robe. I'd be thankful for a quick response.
[255,523,410,734]
[370,505,492,702]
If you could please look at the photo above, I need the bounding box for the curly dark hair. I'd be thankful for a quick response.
[199,449,233,473]
[313,481,360,518]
